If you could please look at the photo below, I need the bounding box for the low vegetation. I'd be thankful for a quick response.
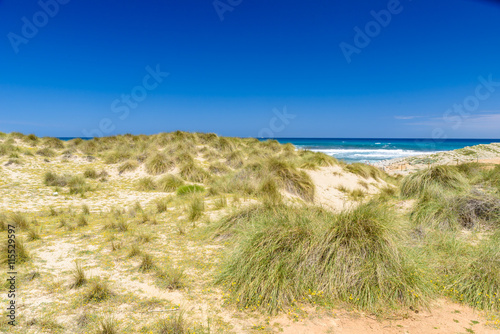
[2,131,500,333]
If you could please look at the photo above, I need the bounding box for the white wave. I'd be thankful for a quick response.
[307,148,438,161]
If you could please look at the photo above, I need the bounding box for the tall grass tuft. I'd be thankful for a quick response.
[400,165,468,198]
[156,266,185,290]
[68,175,91,195]
[138,254,156,272]
[70,262,87,289]
[97,318,118,334]
[84,280,114,303]
[44,171,69,187]
[146,153,173,175]
[179,161,211,183]
[10,212,30,230]
[136,177,157,191]
[118,159,139,174]
[266,158,315,201]
[216,201,432,314]
[187,197,205,221]
[157,174,184,192]
[345,163,386,181]
[154,197,171,213]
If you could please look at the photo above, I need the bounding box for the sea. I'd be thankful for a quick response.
[273,138,500,164]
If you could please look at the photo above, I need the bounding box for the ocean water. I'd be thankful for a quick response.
[274,138,500,164]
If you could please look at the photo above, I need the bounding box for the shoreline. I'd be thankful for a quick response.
[373,142,500,175]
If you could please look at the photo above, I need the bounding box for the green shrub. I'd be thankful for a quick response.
[176,184,205,196]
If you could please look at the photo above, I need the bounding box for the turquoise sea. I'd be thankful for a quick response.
[274,138,500,164]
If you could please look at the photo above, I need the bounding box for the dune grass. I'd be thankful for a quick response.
[176,184,205,196]
[146,153,173,175]
[215,201,432,314]
[401,165,469,198]
[157,174,184,192]
[118,159,139,174]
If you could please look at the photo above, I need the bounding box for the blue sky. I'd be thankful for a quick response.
[1,0,500,138]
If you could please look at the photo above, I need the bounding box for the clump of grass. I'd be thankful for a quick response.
[401,165,469,198]
[84,280,114,303]
[146,153,173,175]
[266,158,315,201]
[77,214,88,227]
[57,218,67,229]
[110,241,122,251]
[258,178,282,204]
[216,201,432,314]
[209,162,230,175]
[136,232,153,243]
[36,147,57,157]
[1,238,30,264]
[48,206,59,216]
[103,217,128,232]
[136,177,157,191]
[213,196,227,209]
[412,189,500,230]
[157,174,184,192]
[138,254,156,272]
[10,212,30,229]
[176,184,205,196]
[118,159,139,174]
[156,266,185,290]
[179,161,211,183]
[445,234,500,310]
[154,197,170,213]
[82,204,90,215]
[83,168,98,179]
[68,175,91,195]
[300,151,337,168]
[127,244,141,258]
[348,188,366,201]
[156,313,189,334]
[26,229,41,242]
[44,171,69,187]
[187,197,205,221]
[345,163,386,181]
[70,262,87,289]
[134,201,143,213]
[41,137,65,149]
[97,318,118,334]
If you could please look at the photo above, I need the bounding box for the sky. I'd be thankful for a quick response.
[1,0,500,138]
